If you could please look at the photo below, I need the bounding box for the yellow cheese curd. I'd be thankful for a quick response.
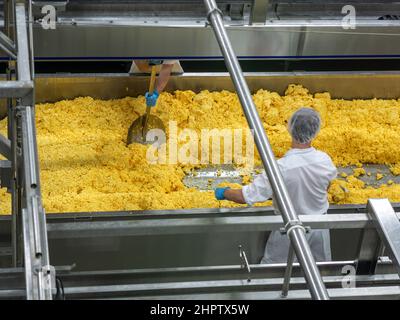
[0,84,400,214]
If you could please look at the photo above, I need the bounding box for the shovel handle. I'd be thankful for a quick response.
[142,65,158,137]
[148,65,157,94]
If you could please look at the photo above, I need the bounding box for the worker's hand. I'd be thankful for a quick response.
[145,90,159,107]
[215,187,230,200]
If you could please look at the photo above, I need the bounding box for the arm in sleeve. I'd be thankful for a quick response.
[242,173,273,206]
[156,64,174,93]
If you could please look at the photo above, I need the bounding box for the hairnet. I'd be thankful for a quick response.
[288,108,321,144]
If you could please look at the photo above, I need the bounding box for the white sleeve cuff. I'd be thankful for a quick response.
[242,185,255,206]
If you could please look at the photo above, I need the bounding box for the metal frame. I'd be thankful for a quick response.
[0,0,53,300]
[30,211,400,299]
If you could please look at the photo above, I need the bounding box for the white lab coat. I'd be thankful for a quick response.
[242,147,337,264]
[129,60,183,74]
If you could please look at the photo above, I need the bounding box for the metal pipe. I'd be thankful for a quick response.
[16,4,31,82]
[141,65,157,139]
[0,37,17,59]
[281,246,295,297]
[239,245,251,282]
[28,0,35,79]
[204,0,329,300]
[25,107,38,187]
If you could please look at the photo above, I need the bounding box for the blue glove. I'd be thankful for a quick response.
[145,90,159,107]
[148,59,163,66]
[215,187,230,200]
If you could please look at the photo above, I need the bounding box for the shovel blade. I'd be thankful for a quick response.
[127,115,166,146]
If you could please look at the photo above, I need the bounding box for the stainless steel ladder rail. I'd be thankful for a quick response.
[367,199,400,276]
[0,0,54,300]
[204,0,329,300]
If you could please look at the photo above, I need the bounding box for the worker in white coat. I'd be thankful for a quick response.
[130,59,183,107]
[214,108,337,263]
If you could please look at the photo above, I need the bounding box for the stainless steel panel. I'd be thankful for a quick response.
[34,72,400,104]
[31,24,282,59]
[301,26,400,56]
[0,203,386,270]
[1,204,395,271]
[44,211,388,270]
[31,22,400,59]
[46,213,381,239]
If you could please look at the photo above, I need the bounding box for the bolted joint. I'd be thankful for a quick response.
[206,7,224,22]
[280,220,310,237]
[42,265,57,297]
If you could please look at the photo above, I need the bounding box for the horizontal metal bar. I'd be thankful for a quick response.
[57,261,360,287]
[62,274,400,300]
[2,260,398,299]
[34,71,400,79]
[126,286,400,300]
[46,213,400,239]
[57,260,357,277]
[0,80,33,98]
[0,289,25,299]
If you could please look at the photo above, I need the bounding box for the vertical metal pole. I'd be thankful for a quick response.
[27,0,35,79]
[15,2,53,300]
[204,0,329,300]
[5,0,22,269]
[281,246,295,298]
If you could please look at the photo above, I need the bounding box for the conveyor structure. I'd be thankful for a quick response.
[1,0,400,300]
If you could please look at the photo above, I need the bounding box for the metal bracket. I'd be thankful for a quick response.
[238,245,251,283]
[250,0,270,25]
[40,264,56,297]
[32,1,68,16]
[281,246,295,298]
[355,226,383,275]
[367,199,400,276]
[229,4,246,21]
[0,160,12,191]
[206,7,223,22]
[280,220,310,235]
